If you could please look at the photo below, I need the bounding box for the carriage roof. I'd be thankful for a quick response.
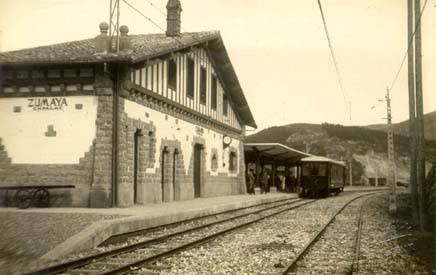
[301,156,346,167]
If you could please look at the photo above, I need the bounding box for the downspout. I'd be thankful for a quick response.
[112,63,120,207]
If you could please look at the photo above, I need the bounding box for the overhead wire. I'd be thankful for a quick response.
[388,0,428,93]
[145,0,166,16]
[122,0,166,33]
[370,0,428,114]
[316,0,351,121]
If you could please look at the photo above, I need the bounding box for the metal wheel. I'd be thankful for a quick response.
[33,188,50,207]
[15,189,33,209]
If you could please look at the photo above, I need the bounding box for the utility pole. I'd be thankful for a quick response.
[414,0,426,231]
[109,0,121,53]
[349,159,353,187]
[386,88,397,213]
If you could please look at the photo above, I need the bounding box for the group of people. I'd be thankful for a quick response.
[246,169,297,195]
[246,169,268,195]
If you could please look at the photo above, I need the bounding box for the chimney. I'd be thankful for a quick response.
[94,22,110,54]
[166,0,182,37]
[119,25,132,52]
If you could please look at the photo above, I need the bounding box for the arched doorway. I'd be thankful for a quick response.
[193,144,203,198]
[173,149,179,201]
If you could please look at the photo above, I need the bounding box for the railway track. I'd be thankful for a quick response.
[27,198,313,275]
[101,197,299,247]
[280,192,379,275]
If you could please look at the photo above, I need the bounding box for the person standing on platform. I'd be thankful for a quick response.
[285,174,291,193]
[261,169,270,194]
[247,169,256,195]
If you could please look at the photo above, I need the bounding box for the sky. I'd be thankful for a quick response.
[0,0,435,131]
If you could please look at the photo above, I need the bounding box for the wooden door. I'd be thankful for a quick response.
[133,131,140,204]
[193,144,202,198]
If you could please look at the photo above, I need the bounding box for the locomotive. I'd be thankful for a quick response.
[299,156,346,198]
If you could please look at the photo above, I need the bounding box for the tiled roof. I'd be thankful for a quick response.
[0,31,220,65]
[0,31,257,128]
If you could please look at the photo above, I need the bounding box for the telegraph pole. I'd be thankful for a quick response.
[386,88,397,213]
[414,0,426,231]
[109,0,121,53]
[407,0,419,226]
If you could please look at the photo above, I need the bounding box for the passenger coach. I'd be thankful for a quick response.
[299,156,346,198]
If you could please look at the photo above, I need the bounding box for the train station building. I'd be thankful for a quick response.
[0,0,256,208]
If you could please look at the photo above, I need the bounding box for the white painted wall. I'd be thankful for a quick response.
[0,96,98,164]
[124,99,240,177]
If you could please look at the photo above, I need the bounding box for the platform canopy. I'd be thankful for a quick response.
[244,143,311,166]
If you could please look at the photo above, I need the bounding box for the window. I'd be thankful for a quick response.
[167,59,177,90]
[200,67,207,104]
[186,58,195,98]
[211,154,218,171]
[302,163,327,176]
[223,93,228,116]
[211,75,217,110]
[229,152,237,171]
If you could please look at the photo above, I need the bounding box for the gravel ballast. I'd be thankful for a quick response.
[156,193,365,275]
[153,193,427,275]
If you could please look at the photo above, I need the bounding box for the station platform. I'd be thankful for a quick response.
[0,192,295,268]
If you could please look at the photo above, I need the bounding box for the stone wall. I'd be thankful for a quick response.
[116,92,247,207]
[0,138,94,207]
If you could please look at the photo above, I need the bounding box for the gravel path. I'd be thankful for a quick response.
[0,211,125,274]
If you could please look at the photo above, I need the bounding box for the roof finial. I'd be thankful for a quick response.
[119,25,132,52]
[95,22,110,54]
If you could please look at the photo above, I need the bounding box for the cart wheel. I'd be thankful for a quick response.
[34,188,50,207]
[15,189,33,209]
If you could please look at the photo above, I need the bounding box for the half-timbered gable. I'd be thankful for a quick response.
[130,47,242,131]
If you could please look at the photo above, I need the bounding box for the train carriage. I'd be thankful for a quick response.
[299,156,346,198]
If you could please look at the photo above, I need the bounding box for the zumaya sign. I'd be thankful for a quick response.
[28,97,68,111]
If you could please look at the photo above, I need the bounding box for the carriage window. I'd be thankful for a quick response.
[303,163,327,176]
[167,59,177,90]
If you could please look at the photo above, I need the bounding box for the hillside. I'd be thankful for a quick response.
[246,123,435,184]
[366,111,436,141]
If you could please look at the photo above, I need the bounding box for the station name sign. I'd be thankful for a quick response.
[28,97,68,111]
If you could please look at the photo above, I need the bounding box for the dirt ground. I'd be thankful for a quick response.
[395,193,435,273]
